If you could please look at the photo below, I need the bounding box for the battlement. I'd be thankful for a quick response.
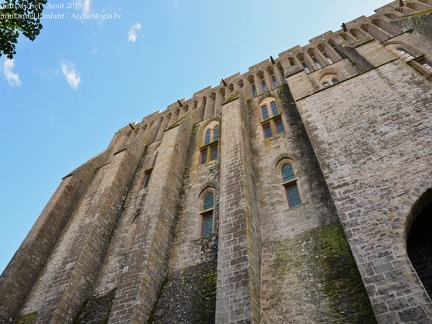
[112,0,430,144]
[1,1,432,323]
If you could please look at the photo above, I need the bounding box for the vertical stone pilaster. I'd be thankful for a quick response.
[0,151,109,323]
[108,120,192,323]
[18,137,148,323]
[204,95,216,120]
[216,95,262,323]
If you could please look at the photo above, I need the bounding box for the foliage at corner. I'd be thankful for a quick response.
[0,0,47,59]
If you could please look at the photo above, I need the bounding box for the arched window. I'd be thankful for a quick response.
[203,192,214,210]
[312,56,322,69]
[259,98,284,139]
[271,75,278,88]
[397,48,415,60]
[407,191,432,298]
[204,129,211,145]
[387,43,432,75]
[323,52,333,64]
[270,101,279,116]
[318,71,339,89]
[213,125,220,141]
[281,163,295,181]
[201,191,215,237]
[419,58,432,72]
[262,79,268,92]
[200,121,221,164]
[143,151,158,188]
[261,105,269,120]
[252,83,257,97]
[301,61,311,73]
[280,163,301,207]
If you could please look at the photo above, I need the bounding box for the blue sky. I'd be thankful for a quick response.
[0,0,391,273]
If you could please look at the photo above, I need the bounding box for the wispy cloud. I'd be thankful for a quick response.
[37,68,60,81]
[78,0,92,14]
[128,23,142,42]
[81,0,91,14]
[3,59,22,87]
[174,0,180,8]
[60,62,81,90]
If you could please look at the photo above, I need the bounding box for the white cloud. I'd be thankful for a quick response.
[174,0,180,8]
[3,59,22,87]
[83,0,91,14]
[60,62,81,90]
[81,0,91,14]
[128,23,142,42]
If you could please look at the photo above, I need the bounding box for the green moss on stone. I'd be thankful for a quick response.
[149,261,217,324]
[411,8,432,16]
[148,278,168,324]
[73,289,116,324]
[269,222,376,323]
[16,312,37,324]
[225,91,240,103]
[197,267,217,322]
[317,224,376,322]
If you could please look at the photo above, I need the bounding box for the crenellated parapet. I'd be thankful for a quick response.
[109,0,430,142]
[3,3,431,322]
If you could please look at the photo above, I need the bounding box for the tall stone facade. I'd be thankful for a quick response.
[1,1,432,323]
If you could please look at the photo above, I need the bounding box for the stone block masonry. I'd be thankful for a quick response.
[1,2,432,323]
[216,94,262,323]
[17,128,150,323]
[295,59,432,322]
[0,150,110,323]
[108,119,193,323]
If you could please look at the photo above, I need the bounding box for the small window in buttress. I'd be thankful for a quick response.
[201,191,215,237]
[200,122,221,164]
[143,170,152,188]
[252,83,257,97]
[261,105,269,120]
[281,163,301,207]
[272,75,278,88]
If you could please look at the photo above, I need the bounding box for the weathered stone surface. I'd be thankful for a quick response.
[74,289,116,324]
[1,2,432,323]
[261,223,376,323]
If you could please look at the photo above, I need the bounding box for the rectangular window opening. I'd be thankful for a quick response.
[419,59,432,71]
[262,80,268,92]
[204,129,211,145]
[270,101,279,116]
[261,105,269,120]
[202,212,213,237]
[272,75,278,88]
[211,145,218,161]
[263,123,272,139]
[143,170,152,188]
[275,118,285,133]
[200,149,208,164]
[286,184,301,207]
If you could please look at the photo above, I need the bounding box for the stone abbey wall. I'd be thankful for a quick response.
[1,1,432,323]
